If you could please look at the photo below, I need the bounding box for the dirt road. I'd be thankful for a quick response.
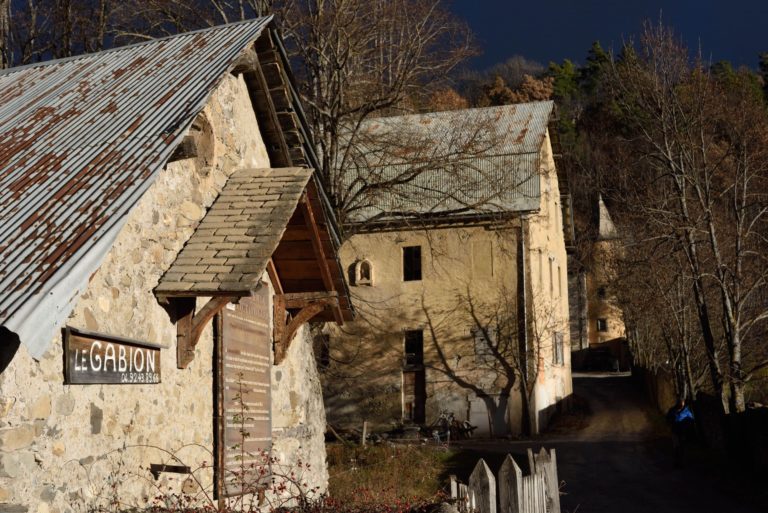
[450,373,764,513]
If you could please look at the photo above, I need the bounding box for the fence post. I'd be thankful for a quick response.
[450,475,458,499]
[533,448,560,513]
[499,454,523,513]
[469,458,496,513]
[361,421,368,446]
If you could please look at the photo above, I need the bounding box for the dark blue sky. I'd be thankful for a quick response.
[450,0,768,70]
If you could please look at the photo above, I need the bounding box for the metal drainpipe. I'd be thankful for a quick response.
[517,216,530,434]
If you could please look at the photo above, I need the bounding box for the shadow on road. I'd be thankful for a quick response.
[443,373,765,513]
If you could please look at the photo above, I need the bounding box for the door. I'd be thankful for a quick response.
[402,370,426,423]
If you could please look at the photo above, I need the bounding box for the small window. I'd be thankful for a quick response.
[354,259,373,286]
[403,246,422,281]
[597,286,607,300]
[553,332,564,366]
[404,330,423,366]
[472,326,496,364]
[597,318,608,332]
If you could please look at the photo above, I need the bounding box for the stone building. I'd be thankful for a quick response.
[0,18,353,511]
[322,102,572,437]
[569,195,629,371]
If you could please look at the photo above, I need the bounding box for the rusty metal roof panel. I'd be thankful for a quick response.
[0,17,272,356]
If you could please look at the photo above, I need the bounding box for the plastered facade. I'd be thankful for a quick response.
[324,131,571,436]
[0,74,327,511]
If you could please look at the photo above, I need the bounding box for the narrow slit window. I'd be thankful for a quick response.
[403,246,422,281]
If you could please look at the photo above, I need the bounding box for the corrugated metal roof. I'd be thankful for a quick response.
[0,17,272,356]
[345,101,553,223]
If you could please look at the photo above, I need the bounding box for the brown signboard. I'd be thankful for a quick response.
[64,327,162,384]
[216,288,272,498]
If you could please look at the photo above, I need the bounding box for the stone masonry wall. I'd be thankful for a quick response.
[0,73,328,512]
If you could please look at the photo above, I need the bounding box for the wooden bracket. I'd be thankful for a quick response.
[175,296,236,369]
[273,292,338,365]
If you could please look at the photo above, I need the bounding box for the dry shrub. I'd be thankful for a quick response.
[327,443,451,509]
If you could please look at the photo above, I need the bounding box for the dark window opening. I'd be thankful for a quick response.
[403,246,422,281]
[597,318,608,332]
[404,330,424,366]
[597,286,607,300]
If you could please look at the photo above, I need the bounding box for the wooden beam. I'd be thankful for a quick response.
[266,258,283,295]
[273,300,332,365]
[280,291,338,309]
[300,192,343,325]
[242,56,292,167]
[175,296,236,369]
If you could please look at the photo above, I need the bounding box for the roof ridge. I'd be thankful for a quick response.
[0,15,273,78]
[366,100,554,123]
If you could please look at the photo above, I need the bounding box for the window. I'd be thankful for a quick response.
[403,246,422,281]
[597,286,607,300]
[553,332,564,366]
[404,330,424,366]
[471,326,496,364]
[597,318,608,332]
[353,260,373,286]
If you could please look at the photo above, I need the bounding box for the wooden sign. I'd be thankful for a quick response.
[64,327,162,384]
[217,288,272,497]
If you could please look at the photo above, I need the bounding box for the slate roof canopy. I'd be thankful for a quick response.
[156,168,312,296]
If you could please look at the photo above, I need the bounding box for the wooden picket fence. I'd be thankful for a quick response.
[450,448,561,513]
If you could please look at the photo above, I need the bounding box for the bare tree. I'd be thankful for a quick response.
[423,287,565,436]
[606,22,768,413]
[1,0,113,66]
[0,0,9,68]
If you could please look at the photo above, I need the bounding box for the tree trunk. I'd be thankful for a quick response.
[0,0,9,69]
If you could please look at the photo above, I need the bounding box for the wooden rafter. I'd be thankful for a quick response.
[240,47,292,167]
[174,296,236,369]
[266,258,283,295]
[299,192,344,324]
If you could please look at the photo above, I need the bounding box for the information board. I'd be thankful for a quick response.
[217,288,272,497]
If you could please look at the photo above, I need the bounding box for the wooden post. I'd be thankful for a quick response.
[450,474,458,500]
[527,448,535,475]
[361,421,368,447]
[499,455,523,513]
[469,459,496,513]
[533,448,560,513]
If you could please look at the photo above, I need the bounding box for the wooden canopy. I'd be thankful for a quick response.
[155,168,352,368]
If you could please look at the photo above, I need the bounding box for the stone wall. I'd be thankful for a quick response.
[0,73,327,512]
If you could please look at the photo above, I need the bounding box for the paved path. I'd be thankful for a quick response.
[450,373,764,513]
